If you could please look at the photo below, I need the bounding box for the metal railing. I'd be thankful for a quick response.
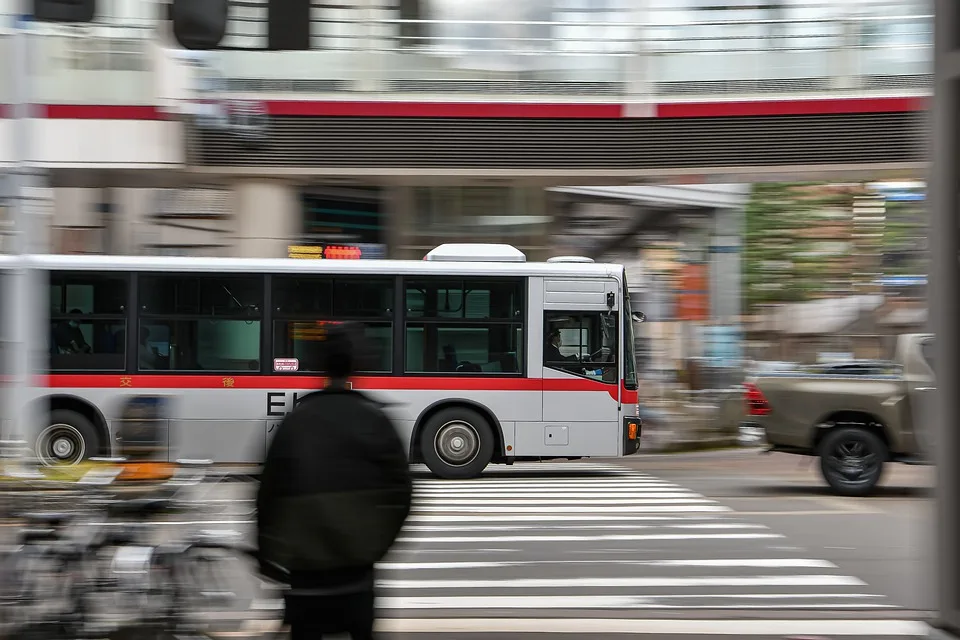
[0,8,935,104]
[207,11,932,98]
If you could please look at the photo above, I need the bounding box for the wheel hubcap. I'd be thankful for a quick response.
[827,440,879,483]
[52,437,73,458]
[36,424,85,466]
[435,421,480,467]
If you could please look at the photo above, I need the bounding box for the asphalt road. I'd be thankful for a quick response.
[0,452,936,639]
[620,448,935,615]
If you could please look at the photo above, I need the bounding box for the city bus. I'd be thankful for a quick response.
[8,244,643,479]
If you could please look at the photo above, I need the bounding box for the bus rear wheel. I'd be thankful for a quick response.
[421,408,494,479]
[36,409,100,466]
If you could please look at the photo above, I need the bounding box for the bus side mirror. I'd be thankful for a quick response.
[632,312,646,323]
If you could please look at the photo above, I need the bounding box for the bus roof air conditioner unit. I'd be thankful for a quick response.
[547,256,595,263]
[424,243,527,263]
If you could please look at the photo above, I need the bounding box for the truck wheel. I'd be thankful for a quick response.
[35,409,101,466]
[818,427,887,497]
[420,407,494,479]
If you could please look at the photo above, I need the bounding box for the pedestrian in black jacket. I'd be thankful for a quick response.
[256,323,413,639]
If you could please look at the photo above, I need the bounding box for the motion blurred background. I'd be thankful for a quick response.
[0,0,930,444]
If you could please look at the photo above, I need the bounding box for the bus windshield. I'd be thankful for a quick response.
[623,276,638,391]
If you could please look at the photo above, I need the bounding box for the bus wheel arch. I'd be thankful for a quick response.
[32,395,109,464]
[413,401,502,478]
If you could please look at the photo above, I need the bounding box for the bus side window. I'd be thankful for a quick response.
[49,272,128,372]
[271,276,394,373]
[138,274,263,372]
[403,277,524,375]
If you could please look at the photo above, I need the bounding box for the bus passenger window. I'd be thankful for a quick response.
[270,276,394,373]
[403,277,524,375]
[49,272,128,371]
[544,311,617,384]
[138,275,263,372]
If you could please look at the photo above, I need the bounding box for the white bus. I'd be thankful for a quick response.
[7,244,643,478]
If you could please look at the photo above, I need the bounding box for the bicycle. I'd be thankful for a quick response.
[0,457,260,639]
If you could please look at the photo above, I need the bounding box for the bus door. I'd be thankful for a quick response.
[540,278,621,457]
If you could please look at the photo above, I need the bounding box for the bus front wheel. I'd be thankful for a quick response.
[421,408,494,479]
[36,409,101,466]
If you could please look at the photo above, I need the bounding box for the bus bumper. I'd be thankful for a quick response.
[623,416,642,456]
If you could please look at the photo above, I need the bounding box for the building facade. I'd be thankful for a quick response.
[0,0,931,258]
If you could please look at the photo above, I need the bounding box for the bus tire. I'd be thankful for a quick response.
[35,409,100,466]
[421,407,494,479]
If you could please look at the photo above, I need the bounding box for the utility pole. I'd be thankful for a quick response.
[931,0,960,635]
[4,2,46,475]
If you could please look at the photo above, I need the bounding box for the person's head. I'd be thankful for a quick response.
[548,329,561,348]
[322,322,363,384]
[68,309,83,328]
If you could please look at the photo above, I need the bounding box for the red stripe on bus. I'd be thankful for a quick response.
[44,374,624,401]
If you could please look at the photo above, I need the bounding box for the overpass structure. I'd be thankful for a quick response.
[0,1,932,259]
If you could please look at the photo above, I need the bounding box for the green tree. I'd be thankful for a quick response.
[743,182,869,312]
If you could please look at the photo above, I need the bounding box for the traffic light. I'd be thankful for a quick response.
[32,0,95,22]
[170,0,228,50]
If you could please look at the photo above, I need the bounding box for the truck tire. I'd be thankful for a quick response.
[818,427,887,497]
[35,409,101,466]
[420,407,495,479]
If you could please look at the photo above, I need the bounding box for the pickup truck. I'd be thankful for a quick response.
[741,333,935,496]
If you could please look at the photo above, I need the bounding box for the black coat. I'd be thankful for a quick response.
[256,386,413,591]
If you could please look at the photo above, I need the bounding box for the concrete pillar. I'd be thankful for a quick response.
[231,181,300,258]
[51,188,102,253]
[111,188,156,255]
[383,185,418,260]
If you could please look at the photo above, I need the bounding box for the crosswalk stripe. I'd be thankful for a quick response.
[413,497,713,505]
[405,514,723,522]
[377,558,838,570]
[395,532,782,543]
[400,522,768,532]
[378,574,867,589]
[374,594,894,609]
[409,504,732,513]
[373,618,929,635]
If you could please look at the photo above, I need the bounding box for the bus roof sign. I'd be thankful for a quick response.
[424,243,527,263]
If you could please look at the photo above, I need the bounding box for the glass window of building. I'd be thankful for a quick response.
[413,186,547,239]
[49,272,128,371]
[138,275,263,372]
[553,0,633,54]
[311,0,367,50]
[302,189,384,248]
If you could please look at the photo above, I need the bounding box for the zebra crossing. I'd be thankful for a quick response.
[382,461,891,613]
[244,461,930,636]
